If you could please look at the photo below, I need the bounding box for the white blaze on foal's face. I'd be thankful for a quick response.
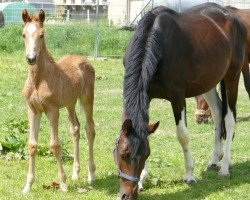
[23,22,44,65]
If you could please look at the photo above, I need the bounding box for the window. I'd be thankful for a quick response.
[71,0,75,4]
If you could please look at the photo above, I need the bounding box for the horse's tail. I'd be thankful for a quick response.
[220,79,227,140]
[242,58,250,98]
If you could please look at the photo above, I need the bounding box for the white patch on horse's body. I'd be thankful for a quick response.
[176,108,196,183]
[26,24,37,56]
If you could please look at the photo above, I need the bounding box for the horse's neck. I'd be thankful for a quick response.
[28,48,56,88]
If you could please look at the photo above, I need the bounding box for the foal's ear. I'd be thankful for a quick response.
[22,9,31,23]
[39,9,45,24]
[122,119,133,135]
[148,121,160,135]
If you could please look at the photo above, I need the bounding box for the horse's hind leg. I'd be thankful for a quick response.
[80,88,96,183]
[242,58,250,98]
[171,96,196,184]
[219,73,240,178]
[203,88,223,170]
[23,106,41,194]
[67,104,80,180]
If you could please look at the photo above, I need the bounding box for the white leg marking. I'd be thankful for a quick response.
[203,89,223,170]
[219,106,235,178]
[176,108,196,184]
[23,108,41,194]
[138,161,149,191]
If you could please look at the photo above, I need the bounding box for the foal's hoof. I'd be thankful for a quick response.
[72,173,79,181]
[22,186,30,194]
[184,179,197,185]
[206,164,219,171]
[60,183,68,192]
[218,172,230,179]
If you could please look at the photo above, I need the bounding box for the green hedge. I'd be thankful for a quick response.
[0,21,133,57]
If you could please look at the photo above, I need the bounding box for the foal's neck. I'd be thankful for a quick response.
[28,42,56,87]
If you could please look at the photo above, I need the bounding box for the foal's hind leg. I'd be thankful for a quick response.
[203,88,223,170]
[67,104,80,180]
[171,97,196,184]
[46,108,68,192]
[80,91,96,182]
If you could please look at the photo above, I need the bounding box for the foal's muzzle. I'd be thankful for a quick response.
[26,54,37,65]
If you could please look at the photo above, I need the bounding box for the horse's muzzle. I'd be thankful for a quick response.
[26,55,37,65]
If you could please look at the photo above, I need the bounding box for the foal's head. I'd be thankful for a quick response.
[22,9,45,65]
[114,119,159,199]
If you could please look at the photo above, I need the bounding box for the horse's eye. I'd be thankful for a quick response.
[22,34,25,38]
[40,34,44,38]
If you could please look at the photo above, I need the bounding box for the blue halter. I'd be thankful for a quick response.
[114,140,140,183]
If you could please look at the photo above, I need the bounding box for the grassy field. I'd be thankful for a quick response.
[0,24,249,200]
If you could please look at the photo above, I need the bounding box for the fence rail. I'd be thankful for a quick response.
[1,0,250,57]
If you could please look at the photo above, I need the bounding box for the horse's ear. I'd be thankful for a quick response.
[39,9,45,24]
[22,9,30,23]
[148,121,160,135]
[122,119,133,135]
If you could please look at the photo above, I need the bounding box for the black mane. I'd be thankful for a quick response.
[123,7,172,143]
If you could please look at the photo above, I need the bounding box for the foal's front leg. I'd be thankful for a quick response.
[171,98,196,184]
[23,106,41,194]
[46,108,68,192]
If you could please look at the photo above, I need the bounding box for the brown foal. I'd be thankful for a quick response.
[22,9,96,193]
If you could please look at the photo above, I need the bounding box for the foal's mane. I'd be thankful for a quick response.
[124,7,173,143]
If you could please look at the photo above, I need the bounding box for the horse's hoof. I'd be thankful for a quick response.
[184,179,196,184]
[206,164,219,171]
[218,172,230,179]
[138,187,143,192]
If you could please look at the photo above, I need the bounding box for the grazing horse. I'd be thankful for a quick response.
[21,9,96,193]
[114,3,247,199]
[195,6,250,123]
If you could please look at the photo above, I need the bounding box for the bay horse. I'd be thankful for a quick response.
[21,9,96,193]
[195,6,250,123]
[114,3,247,199]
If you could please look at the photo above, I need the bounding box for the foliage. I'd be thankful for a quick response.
[0,21,133,56]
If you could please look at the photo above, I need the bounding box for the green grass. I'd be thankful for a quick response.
[0,24,249,199]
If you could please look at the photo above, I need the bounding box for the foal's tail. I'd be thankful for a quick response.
[220,80,227,140]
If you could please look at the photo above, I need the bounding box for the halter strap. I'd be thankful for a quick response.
[118,170,140,183]
[114,138,140,183]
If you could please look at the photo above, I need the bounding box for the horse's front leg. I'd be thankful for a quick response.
[171,97,196,184]
[46,108,68,192]
[23,106,41,193]
[138,160,149,191]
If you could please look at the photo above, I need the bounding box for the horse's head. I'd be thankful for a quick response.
[114,119,159,200]
[22,9,45,65]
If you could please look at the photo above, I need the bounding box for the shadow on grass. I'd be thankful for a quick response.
[139,160,250,200]
[237,116,250,123]
[92,174,119,195]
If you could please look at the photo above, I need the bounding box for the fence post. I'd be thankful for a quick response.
[94,0,99,59]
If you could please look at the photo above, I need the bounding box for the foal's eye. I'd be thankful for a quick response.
[40,34,44,39]
[22,34,25,38]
